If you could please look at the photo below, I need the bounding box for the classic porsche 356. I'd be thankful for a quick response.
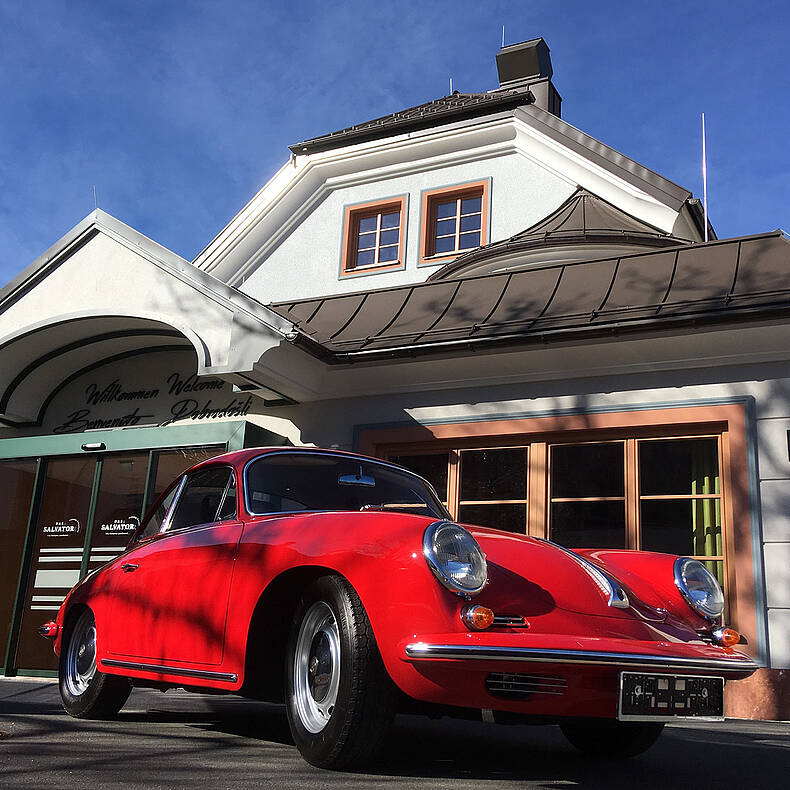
[40,447,756,768]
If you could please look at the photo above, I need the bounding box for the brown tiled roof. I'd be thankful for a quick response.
[289,91,533,155]
[429,188,691,280]
[268,232,790,363]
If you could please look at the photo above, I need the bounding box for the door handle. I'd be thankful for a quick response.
[121,563,139,573]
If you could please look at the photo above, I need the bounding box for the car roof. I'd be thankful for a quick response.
[188,446,391,473]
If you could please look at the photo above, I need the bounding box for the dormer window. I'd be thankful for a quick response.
[420,180,489,265]
[341,196,408,277]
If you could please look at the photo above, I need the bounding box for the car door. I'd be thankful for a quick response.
[105,465,242,666]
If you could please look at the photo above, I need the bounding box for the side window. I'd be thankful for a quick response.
[138,482,181,541]
[167,467,236,532]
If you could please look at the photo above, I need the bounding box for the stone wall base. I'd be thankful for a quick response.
[725,669,790,720]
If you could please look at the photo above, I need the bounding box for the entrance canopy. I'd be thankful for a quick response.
[0,210,294,425]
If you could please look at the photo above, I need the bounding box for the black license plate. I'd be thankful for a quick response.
[618,672,724,720]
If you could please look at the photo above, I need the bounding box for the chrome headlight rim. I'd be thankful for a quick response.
[423,520,487,597]
[674,556,725,621]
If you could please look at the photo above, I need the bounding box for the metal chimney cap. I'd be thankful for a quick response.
[496,37,553,85]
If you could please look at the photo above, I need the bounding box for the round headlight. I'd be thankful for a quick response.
[674,557,725,621]
[423,521,487,597]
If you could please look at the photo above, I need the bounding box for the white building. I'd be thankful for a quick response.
[0,39,787,719]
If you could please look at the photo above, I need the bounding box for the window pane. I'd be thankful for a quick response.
[641,498,722,556]
[379,228,399,246]
[356,249,375,267]
[435,236,456,253]
[358,215,377,233]
[436,218,456,237]
[461,196,482,214]
[389,453,449,501]
[551,443,624,498]
[436,201,457,219]
[378,246,398,262]
[168,467,233,531]
[550,501,626,548]
[460,214,481,233]
[357,231,376,250]
[149,447,222,501]
[460,448,527,501]
[381,211,400,229]
[459,504,526,533]
[639,438,719,496]
[458,231,480,249]
[702,559,725,589]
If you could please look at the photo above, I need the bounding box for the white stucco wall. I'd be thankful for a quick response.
[251,361,790,671]
[239,152,576,304]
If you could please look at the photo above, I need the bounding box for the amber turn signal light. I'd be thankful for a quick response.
[461,605,495,631]
[713,627,740,647]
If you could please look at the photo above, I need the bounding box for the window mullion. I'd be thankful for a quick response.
[625,438,640,550]
[374,213,383,264]
[447,449,460,521]
[454,198,461,251]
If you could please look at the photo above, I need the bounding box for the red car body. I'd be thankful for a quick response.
[44,447,757,764]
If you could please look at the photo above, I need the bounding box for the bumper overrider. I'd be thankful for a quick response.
[404,640,758,679]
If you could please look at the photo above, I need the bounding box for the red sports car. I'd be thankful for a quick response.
[40,447,756,768]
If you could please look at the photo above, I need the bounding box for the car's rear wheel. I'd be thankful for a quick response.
[560,719,665,758]
[59,609,131,719]
[285,575,396,769]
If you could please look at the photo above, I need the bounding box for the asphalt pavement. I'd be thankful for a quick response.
[1,676,789,789]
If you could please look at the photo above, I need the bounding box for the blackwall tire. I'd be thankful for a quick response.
[58,609,131,719]
[560,719,665,759]
[285,575,397,769]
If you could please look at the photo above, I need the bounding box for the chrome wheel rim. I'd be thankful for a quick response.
[293,601,340,733]
[65,613,97,697]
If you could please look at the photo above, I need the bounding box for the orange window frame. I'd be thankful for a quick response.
[358,403,757,648]
[340,196,408,278]
[419,180,489,266]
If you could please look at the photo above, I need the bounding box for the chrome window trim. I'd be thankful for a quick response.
[156,475,188,536]
[160,465,238,535]
[403,643,757,676]
[242,449,449,519]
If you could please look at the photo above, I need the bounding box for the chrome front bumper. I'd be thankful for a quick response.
[404,642,758,677]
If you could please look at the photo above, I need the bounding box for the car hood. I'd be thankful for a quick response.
[465,525,662,622]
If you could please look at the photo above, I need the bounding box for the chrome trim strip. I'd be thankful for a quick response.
[404,643,757,674]
[101,658,238,683]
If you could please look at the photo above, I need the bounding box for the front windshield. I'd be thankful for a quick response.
[245,453,448,519]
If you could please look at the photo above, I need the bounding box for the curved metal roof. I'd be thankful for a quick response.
[269,231,790,363]
[429,188,693,280]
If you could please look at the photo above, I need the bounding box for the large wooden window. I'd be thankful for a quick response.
[389,433,727,587]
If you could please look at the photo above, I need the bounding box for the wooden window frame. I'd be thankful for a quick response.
[359,403,756,644]
[340,196,407,278]
[419,180,489,266]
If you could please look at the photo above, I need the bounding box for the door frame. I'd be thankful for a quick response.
[1,420,266,675]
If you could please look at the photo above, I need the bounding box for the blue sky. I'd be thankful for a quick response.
[1,0,788,285]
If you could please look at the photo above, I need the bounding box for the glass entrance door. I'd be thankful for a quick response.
[0,460,38,669]
[10,445,223,672]
[14,457,97,671]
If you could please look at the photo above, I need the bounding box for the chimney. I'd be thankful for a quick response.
[495,37,562,117]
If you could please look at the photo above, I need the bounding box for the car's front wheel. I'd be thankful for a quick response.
[59,608,131,719]
[560,718,665,758]
[285,575,396,769]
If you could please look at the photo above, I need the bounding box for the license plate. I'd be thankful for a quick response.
[618,672,724,721]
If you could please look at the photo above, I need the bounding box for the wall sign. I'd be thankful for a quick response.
[42,518,81,537]
[44,351,254,433]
